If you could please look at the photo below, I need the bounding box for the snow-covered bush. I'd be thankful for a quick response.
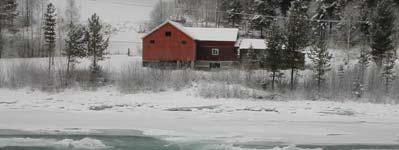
[197,83,273,100]
[116,64,195,93]
[6,62,49,89]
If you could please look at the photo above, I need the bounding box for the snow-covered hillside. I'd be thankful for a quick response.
[50,0,156,55]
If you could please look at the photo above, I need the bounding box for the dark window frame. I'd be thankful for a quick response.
[150,40,155,44]
[165,31,172,37]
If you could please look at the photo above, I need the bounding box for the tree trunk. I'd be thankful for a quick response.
[271,71,275,91]
[385,76,390,94]
[290,67,295,90]
[66,55,71,75]
[48,49,52,80]
[0,27,3,59]
[260,28,264,38]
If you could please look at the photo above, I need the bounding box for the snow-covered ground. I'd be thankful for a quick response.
[0,55,399,149]
[1,85,399,146]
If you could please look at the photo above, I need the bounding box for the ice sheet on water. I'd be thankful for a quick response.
[0,137,109,149]
[201,144,322,150]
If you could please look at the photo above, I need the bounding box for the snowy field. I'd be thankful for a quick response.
[0,56,399,149]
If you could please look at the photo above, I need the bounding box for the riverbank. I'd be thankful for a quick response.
[0,87,398,146]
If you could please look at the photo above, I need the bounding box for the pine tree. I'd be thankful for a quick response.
[285,0,309,90]
[0,0,18,58]
[354,44,370,98]
[222,0,243,27]
[308,29,332,94]
[250,0,275,38]
[85,13,109,81]
[43,3,57,75]
[370,0,395,67]
[338,64,345,81]
[64,22,86,77]
[279,0,293,16]
[261,23,285,91]
[381,51,397,94]
[359,0,373,38]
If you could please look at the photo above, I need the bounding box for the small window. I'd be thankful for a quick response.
[150,40,155,44]
[210,63,221,69]
[181,41,187,45]
[212,48,219,56]
[165,31,172,37]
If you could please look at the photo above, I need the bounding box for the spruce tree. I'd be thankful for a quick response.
[285,0,309,90]
[261,23,286,91]
[85,13,109,81]
[250,0,275,38]
[381,51,397,94]
[64,22,86,77]
[43,3,57,75]
[279,0,293,16]
[354,44,370,98]
[0,0,18,58]
[370,0,395,67]
[223,0,243,27]
[308,28,332,94]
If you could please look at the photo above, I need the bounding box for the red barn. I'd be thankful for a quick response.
[142,20,239,69]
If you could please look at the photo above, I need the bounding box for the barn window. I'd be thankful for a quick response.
[210,63,221,69]
[150,40,155,44]
[165,31,172,37]
[181,41,187,45]
[212,48,219,56]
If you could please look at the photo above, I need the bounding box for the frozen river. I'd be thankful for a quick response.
[1,130,399,150]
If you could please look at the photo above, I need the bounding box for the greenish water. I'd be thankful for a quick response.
[0,134,181,150]
[0,134,399,150]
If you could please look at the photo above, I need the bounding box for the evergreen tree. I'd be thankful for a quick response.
[0,0,18,58]
[312,0,348,34]
[85,13,109,80]
[261,23,286,91]
[308,28,332,93]
[276,0,312,16]
[285,0,309,90]
[370,0,396,67]
[43,3,57,75]
[64,22,86,77]
[279,0,293,16]
[250,0,275,38]
[222,0,243,27]
[358,46,370,73]
[381,51,397,94]
[354,44,370,98]
[359,0,373,38]
[338,64,345,81]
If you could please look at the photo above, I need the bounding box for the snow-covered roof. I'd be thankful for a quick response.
[185,27,239,42]
[142,20,239,42]
[238,39,267,50]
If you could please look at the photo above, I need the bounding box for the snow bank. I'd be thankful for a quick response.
[0,137,109,150]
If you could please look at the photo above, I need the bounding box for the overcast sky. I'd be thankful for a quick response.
[52,0,159,25]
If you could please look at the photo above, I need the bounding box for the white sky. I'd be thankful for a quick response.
[51,0,158,25]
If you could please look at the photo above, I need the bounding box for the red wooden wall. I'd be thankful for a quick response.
[143,23,196,62]
[196,41,238,61]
